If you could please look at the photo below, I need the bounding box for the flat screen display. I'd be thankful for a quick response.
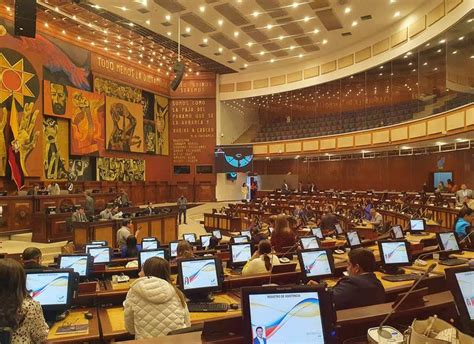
[87,247,110,264]
[59,255,89,277]
[392,225,404,239]
[439,232,460,251]
[26,272,69,306]
[169,242,178,257]
[455,270,474,320]
[231,243,252,264]
[234,235,249,243]
[183,233,197,243]
[181,259,219,291]
[248,291,325,343]
[142,240,158,251]
[241,230,252,239]
[85,244,103,253]
[201,235,212,248]
[346,231,361,247]
[300,236,320,249]
[311,227,323,239]
[335,223,343,235]
[300,250,333,278]
[212,229,222,239]
[215,145,254,173]
[380,241,409,265]
[410,219,425,232]
[433,171,453,189]
[139,249,165,267]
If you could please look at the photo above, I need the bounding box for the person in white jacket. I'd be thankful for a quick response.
[242,239,280,276]
[124,257,191,339]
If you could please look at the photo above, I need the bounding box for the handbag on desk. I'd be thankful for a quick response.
[407,316,473,344]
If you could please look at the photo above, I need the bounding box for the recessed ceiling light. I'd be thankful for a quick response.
[458,36,464,40]
[425,43,430,47]
[304,16,309,22]
[244,63,248,67]
[379,65,383,69]
[313,28,319,34]
[279,35,284,40]
[467,18,473,23]
[439,39,446,44]
[232,56,237,61]
[298,54,303,58]
[393,11,400,17]
[234,31,239,37]
[252,11,260,17]
[167,31,171,36]
[165,15,171,21]
[267,24,273,30]
[218,19,224,26]
[289,45,295,50]
[247,42,254,47]
[390,0,396,3]
[121,6,127,11]
[470,55,474,59]
[344,7,351,14]
[452,50,457,54]
[292,2,299,8]
[352,21,358,26]
[218,47,223,52]
[322,39,328,44]
[437,49,442,53]
[270,59,275,63]
[423,62,428,66]
[433,67,438,71]
[145,19,150,25]
[260,51,265,55]
[199,5,205,12]
[185,27,191,33]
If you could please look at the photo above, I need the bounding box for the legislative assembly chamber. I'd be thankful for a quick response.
[0,0,474,343]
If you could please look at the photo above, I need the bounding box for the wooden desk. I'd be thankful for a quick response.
[32,212,73,243]
[99,293,241,342]
[203,213,242,234]
[47,307,99,343]
[0,195,34,236]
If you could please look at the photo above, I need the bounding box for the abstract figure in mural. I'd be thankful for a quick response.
[15,102,39,175]
[71,91,104,153]
[0,107,7,175]
[43,117,68,180]
[108,103,142,151]
[144,122,156,153]
[97,157,145,182]
[50,83,67,115]
[155,96,168,155]
[68,158,89,182]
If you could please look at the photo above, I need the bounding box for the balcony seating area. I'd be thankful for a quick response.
[432,92,474,114]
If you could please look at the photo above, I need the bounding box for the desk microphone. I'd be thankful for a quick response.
[367,263,437,343]
[414,248,446,267]
[459,229,474,244]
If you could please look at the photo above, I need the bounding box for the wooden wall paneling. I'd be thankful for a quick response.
[196,182,215,202]
[94,224,115,247]
[157,183,170,203]
[150,219,163,242]
[131,182,146,205]
[145,182,158,204]
[171,182,194,202]
[162,216,178,244]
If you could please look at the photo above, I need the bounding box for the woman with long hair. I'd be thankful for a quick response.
[453,207,473,239]
[124,257,190,338]
[270,214,296,253]
[242,240,280,276]
[0,258,49,343]
[121,235,142,258]
[176,240,194,260]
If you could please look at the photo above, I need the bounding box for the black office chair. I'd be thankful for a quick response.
[0,327,12,344]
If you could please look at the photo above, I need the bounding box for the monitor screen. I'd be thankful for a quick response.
[268,227,274,234]
[438,232,460,252]
[380,241,410,265]
[433,171,453,189]
[300,236,320,250]
[215,145,254,173]
[335,223,343,235]
[212,229,222,239]
[241,230,252,239]
[85,243,103,253]
[454,270,474,320]
[392,225,404,239]
[346,231,361,247]
[169,241,178,257]
[299,249,334,278]
[233,235,249,243]
[200,235,212,248]
[91,241,107,246]
[26,271,70,306]
[59,255,89,277]
[230,243,252,264]
[180,258,219,291]
[139,249,166,267]
[183,233,197,243]
[410,219,425,232]
[87,247,111,264]
[311,227,323,239]
[247,291,326,343]
[142,240,158,251]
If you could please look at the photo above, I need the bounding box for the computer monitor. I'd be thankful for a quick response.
[437,232,461,253]
[268,227,274,235]
[229,243,252,268]
[241,285,336,344]
[142,238,159,251]
[59,254,92,277]
[233,235,249,243]
[177,257,223,301]
[300,236,320,250]
[84,243,104,253]
[87,246,111,264]
[335,223,343,235]
[91,240,107,246]
[169,241,179,258]
[139,249,166,268]
[200,234,212,249]
[409,219,426,234]
[25,270,73,311]
[183,233,197,244]
[241,230,252,240]
[311,227,323,239]
[345,231,361,249]
[298,248,335,280]
[446,266,474,334]
[212,229,222,240]
[378,240,411,274]
[391,225,404,239]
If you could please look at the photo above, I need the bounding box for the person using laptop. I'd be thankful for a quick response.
[309,248,384,310]
[0,258,49,343]
[124,257,190,338]
[369,208,383,230]
[21,247,46,271]
[453,207,473,239]
[242,240,279,276]
[253,326,267,344]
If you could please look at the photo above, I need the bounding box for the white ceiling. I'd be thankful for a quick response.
[90,0,431,73]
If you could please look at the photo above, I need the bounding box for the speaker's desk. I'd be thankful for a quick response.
[47,307,99,343]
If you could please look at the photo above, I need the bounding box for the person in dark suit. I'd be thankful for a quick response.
[310,248,384,310]
[22,247,47,270]
[253,326,266,344]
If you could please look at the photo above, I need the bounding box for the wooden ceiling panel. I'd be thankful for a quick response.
[315,9,343,31]
[214,3,250,26]
[210,32,240,49]
[181,12,216,33]
[233,48,260,62]
[308,0,330,10]
[241,25,270,43]
[276,17,305,36]
[256,0,288,18]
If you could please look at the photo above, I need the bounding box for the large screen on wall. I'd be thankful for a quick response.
[215,146,253,173]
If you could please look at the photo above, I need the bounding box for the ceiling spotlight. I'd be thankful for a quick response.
[458,36,464,40]
[304,16,309,22]
[260,51,265,55]
[322,39,328,44]
[199,5,205,12]
[352,21,358,26]
[218,19,224,26]
[232,56,237,61]
[165,15,171,21]
[344,7,351,14]
[145,19,150,25]
[313,28,319,34]
[289,45,295,50]
[218,47,223,52]
[203,38,208,43]
[292,2,299,8]
[393,11,400,17]
[121,6,127,11]
[266,24,273,30]
[167,31,171,36]
[270,59,275,63]
[244,63,248,67]
[279,35,284,40]
[252,11,260,17]
[439,39,446,44]
[247,42,254,47]
[452,50,458,54]
[234,31,239,37]
[185,27,191,33]
[298,54,303,58]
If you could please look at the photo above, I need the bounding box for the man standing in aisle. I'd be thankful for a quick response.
[84,191,95,216]
[177,195,188,225]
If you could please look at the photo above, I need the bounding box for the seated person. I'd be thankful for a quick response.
[145,202,154,216]
[100,204,114,220]
[369,208,383,230]
[121,235,142,258]
[117,219,137,248]
[208,236,219,250]
[0,259,49,343]
[270,214,296,252]
[176,240,194,260]
[124,257,190,338]
[454,207,473,239]
[242,240,279,276]
[21,247,46,270]
[320,206,338,232]
[71,206,88,222]
[310,248,384,310]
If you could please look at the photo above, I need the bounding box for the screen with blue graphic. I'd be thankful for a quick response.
[142,240,158,251]
[455,270,474,320]
[380,241,410,265]
[300,236,320,249]
[59,255,89,276]
[311,227,323,239]
[231,243,252,264]
[301,250,332,278]
[170,242,178,257]
[438,232,460,252]
[249,291,324,343]
[26,272,69,306]
[181,259,219,291]
[87,247,110,264]
[215,145,253,173]
[433,171,453,189]
[139,249,165,267]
